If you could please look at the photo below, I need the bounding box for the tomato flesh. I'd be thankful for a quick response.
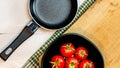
[50,55,65,68]
[65,57,79,68]
[60,43,75,57]
[79,60,94,68]
[75,47,88,60]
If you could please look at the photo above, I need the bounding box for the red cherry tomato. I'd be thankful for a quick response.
[75,46,88,60]
[79,60,94,68]
[60,43,75,57]
[50,55,65,68]
[65,57,79,68]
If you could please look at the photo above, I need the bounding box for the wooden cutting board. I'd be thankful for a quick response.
[39,0,120,68]
[64,0,120,68]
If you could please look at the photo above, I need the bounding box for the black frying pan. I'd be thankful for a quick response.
[0,0,77,61]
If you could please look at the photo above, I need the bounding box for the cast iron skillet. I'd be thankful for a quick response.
[0,0,77,61]
[41,33,104,68]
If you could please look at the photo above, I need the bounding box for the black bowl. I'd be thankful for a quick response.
[41,33,104,68]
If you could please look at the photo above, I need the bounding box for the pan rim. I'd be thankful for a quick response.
[28,0,78,30]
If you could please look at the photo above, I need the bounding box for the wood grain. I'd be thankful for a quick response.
[65,0,120,68]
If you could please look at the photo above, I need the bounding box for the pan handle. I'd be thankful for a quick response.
[0,20,40,61]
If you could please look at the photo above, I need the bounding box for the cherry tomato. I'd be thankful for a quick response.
[79,60,94,68]
[50,55,65,68]
[60,43,75,57]
[65,57,79,68]
[75,47,88,60]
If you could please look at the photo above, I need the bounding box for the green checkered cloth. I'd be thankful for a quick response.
[23,0,95,67]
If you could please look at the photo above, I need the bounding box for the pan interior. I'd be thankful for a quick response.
[33,0,72,27]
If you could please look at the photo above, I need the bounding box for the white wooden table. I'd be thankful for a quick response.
[0,0,83,67]
[0,0,56,67]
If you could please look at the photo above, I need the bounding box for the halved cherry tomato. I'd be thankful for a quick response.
[50,55,65,68]
[75,46,88,60]
[65,57,79,68]
[60,43,75,57]
[79,60,94,68]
